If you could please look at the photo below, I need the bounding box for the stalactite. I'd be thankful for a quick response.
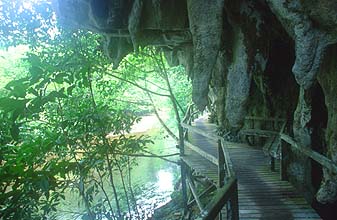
[186,0,224,111]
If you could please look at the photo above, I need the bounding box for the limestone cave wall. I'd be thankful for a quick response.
[53,0,337,216]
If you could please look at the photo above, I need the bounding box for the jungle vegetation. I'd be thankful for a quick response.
[0,1,191,219]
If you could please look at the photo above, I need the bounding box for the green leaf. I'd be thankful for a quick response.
[28,87,39,96]
[0,98,28,113]
[42,90,66,103]
[40,178,50,192]
[12,85,27,98]
[27,53,41,67]
[66,84,75,95]
[29,66,44,83]
[54,73,67,84]
[4,79,29,98]
[10,123,20,141]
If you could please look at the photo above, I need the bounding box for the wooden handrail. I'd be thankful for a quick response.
[240,128,337,174]
[184,141,219,165]
[280,133,337,174]
[181,121,238,220]
[182,115,335,219]
[202,177,238,220]
[181,122,236,177]
[244,116,286,122]
[240,129,280,137]
[181,122,219,142]
[240,117,337,178]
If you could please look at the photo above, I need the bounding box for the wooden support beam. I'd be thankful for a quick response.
[188,185,215,207]
[187,176,204,213]
[280,133,337,174]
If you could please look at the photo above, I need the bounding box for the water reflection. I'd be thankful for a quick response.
[56,132,179,220]
[157,170,174,193]
[135,168,176,219]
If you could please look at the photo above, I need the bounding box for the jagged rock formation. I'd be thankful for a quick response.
[316,45,337,205]
[53,0,337,213]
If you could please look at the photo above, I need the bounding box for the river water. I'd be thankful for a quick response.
[56,115,180,219]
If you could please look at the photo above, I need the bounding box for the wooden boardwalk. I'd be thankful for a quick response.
[181,117,321,220]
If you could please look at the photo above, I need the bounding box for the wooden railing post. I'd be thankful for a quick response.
[218,140,225,188]
[251,119,255,145]
[231,180,239,220]
[179,123,188,212]
[225,180,239,220]
[280,140,288,181]
[270,156,275,172]
[181,161,188,212]
[191,105,194,121]
[183,106,192,141]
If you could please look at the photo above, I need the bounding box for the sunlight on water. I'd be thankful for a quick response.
[55,132,179,220]
[135,168,176,219]
[157,170,174,192]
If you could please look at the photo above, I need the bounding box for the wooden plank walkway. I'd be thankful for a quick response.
[182,117,321,220]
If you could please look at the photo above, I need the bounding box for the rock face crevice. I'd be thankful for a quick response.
[266,0,334,90]
[53,0,337,212]
[224,29,252,130]
[223,0,270,130]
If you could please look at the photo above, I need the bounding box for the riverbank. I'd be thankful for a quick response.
[152,190,184,220]
[55,113,180,220]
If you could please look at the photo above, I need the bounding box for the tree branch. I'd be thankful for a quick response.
[111,98,151,106]
[146,91,178,141]
[106,71,171,97]
[111,150,179,165]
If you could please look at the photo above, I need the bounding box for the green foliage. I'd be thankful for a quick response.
[0,45,30,94]
[0,30,150,219]
[0,0,55,47]
[0,1,191,219]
